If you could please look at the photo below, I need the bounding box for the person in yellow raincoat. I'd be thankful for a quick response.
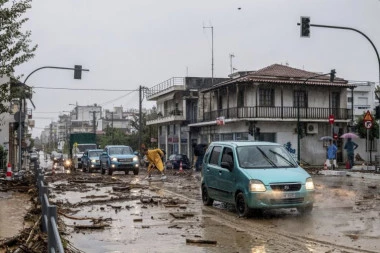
[143,147,166,180]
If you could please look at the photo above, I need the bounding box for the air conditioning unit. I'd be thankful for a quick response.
[306,123,318,134]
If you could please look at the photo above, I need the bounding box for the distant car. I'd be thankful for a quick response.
[99,145,139,175]
[82,149,103,173]
[62,154,72,169]
[201,141,315,217]
[165,154,191,170]
[29,152,38,162]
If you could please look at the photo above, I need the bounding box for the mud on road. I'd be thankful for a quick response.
[1,166,380,253]
[41,167,380,253]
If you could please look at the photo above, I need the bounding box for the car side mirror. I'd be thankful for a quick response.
[221,161,232,171]
[134,151,139,155]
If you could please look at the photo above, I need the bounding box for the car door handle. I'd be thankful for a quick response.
[218,171,222,175]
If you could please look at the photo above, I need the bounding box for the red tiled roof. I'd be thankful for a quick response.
[203,64,355,92]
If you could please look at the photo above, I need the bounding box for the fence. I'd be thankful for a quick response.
[35,165,65,253]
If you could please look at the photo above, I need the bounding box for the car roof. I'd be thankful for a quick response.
[105,145,130,148]
[87,149,104,152]
[209,141,281,148]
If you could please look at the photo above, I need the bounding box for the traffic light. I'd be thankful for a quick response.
[376,106,380,119]
[74,65,82,79]
[300,16,310,37]
[330,69,336,82]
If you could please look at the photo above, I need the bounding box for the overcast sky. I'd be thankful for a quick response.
[14,0,380,138]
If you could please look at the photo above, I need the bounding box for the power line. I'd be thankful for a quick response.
[100,89,138,107]
[32,86,137,91]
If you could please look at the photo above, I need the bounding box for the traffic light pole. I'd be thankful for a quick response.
[308,23,380,90]
[18,65,89,172]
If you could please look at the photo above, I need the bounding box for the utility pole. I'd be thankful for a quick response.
[90,111,97,134]
[229,53,235,74]
[111,112,114,144]
[139,86,142,151]
[203,25,214,85]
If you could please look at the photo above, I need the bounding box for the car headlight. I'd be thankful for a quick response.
[111,157,118,162]
[133,156,139,162]
[65,160,71,165]
[249,179,266,192]
[91,159,96,163]
[305,177,315,190]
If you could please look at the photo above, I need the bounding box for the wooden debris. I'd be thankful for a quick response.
[74,224,108,230]
[186,239,217,245]
[112,186,130,191]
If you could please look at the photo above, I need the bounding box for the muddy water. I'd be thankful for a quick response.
[0,191,31,239]
[49,169,380,252]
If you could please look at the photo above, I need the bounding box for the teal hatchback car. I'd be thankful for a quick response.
[201,141,315,217]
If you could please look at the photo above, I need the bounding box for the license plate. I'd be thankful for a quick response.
[283,193,296,199]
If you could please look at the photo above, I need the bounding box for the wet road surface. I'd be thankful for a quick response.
[42,164,380,253]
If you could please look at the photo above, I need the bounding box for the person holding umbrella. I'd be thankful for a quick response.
[344,137,358,169]
[327,140,338,170]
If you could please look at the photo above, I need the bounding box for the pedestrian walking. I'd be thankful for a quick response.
[344,138,358,169]
[194,143,207,172]
[142,146,166,180]
[327,140,338,170]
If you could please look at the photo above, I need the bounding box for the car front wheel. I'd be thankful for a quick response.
[235,192,251,218]
[297,204,313,215]
[107,163,113,175]
[201,184,214,206]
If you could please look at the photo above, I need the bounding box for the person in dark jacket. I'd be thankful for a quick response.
[344,138,358,169]
[195,144,207,171]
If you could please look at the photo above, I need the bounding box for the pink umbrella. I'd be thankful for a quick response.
[340,132,359,139]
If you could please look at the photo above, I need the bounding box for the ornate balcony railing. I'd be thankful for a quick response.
[203,106,352,122]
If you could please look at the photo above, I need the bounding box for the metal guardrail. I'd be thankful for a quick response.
[35,166,65,253]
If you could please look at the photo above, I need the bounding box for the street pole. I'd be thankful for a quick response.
[298,20,380,156]
[18,65,89,173]
[203,25,214,85]
[297,71,336,162]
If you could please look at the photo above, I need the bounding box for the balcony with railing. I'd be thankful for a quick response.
[202,106,352,122]
[146,77,186,100]
[146,109,185,125]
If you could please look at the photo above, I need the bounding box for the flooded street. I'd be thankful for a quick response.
[0,191,31,239]
[43,167,380,253]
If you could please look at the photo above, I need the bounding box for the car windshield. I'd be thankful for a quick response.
[109,147,133,155]
[237,145,297,169]
[89,151,103,157]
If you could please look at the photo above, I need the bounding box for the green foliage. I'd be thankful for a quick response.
[97,108,159,151]
[0,0,37,113]
[355,111,379,140]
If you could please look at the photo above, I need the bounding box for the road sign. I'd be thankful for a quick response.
[328,114,335,124]
[364,120,373,129]
[363,110,373,122]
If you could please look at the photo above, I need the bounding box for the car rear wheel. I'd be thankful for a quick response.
[201,184,214,206]
[297,204,313,215]
[235,192,251,218]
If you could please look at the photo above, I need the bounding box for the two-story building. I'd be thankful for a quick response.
[147,64,357,166]
[146,77,228,156]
